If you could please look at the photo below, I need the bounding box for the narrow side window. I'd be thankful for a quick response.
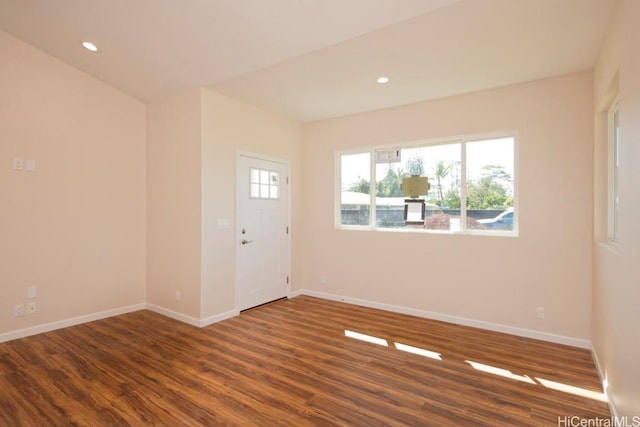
[339,152,371,227]
[608,102,620,242]
[466,137,515,233]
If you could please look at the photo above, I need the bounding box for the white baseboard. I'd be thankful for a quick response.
[591,345,619,418]
[145,304,238,328]
[288,289,304,298]
[0,303,146,343]
[145,304,202,327]
[200,309,239,327]
[0,290,590,351]
[296,289,591,349]
[1,302,240,343]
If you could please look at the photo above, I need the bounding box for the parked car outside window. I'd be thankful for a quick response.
[478,208,514,230]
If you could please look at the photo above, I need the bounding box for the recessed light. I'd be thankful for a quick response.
[82,41,98,52]
[376,76,390,84]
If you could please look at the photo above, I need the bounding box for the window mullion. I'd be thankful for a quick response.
[370,149,377,229]
[460,141,467,233]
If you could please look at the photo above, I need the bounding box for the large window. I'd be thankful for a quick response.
[338,135,516,235]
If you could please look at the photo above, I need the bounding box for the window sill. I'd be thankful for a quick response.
[336,225,518,237]
[596,240,619,255]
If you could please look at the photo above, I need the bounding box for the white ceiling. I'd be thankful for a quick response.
[0,0,614,122]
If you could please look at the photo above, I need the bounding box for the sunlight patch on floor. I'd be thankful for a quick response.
[344,330,388,346]
[465,360,535,384]
[343,329,606,404]
[394,342,442,360]
[535,377,608,402]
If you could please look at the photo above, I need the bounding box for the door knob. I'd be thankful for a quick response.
[241,239,253,245]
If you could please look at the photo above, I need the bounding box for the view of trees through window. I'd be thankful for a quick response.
[339,136,515,233]
[340,152,370,226]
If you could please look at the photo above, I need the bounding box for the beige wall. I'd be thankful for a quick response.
[146,89,202,318]
[0,31,146,334]
[592,0,640,417]
[0,29,303,331]
[200,88,302,318]
[301,72,594,341]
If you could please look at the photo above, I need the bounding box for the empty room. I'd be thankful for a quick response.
[1,0,638,425]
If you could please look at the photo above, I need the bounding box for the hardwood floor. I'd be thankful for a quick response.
[0,296,609,426]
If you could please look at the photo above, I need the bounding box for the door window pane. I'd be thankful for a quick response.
[251,183,260,198]
[250,168,280,200]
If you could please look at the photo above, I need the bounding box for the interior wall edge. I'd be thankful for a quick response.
[591,344,619,419]
[146,303,239,328]
[145,303,202,327]
[199,309,240,328]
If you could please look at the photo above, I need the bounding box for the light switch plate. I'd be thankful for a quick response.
[26,160,36,171]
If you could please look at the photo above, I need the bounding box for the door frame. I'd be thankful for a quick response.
[235,150,291,311]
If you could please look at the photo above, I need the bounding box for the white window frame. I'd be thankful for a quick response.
[607,99,620,243]
[334,149,374,229]
[335,132,518,236]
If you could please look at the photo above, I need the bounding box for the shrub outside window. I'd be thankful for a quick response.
[337,135,516,235]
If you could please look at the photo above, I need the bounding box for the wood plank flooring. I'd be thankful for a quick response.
[0,296,609,426]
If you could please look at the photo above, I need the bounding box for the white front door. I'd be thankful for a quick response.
[236,154,290,311]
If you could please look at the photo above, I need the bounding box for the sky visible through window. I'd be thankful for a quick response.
[341,137,514,191]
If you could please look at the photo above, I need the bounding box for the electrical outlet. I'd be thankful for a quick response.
[175,290,181,302]
[14,304,24,316]
[27,302,36,314]
[13,158,24,170]
[537,307,545,319]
